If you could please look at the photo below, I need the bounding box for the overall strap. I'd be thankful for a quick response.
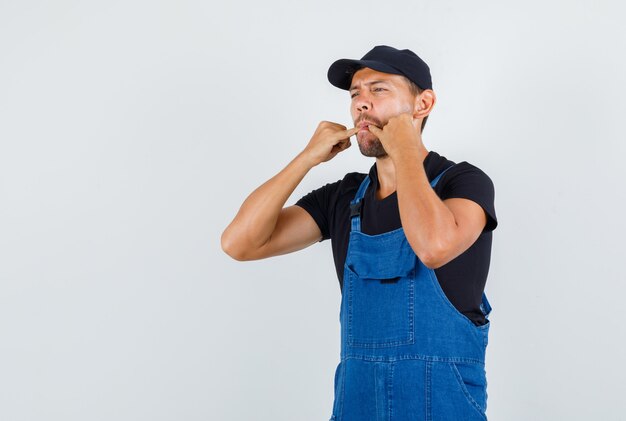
[430,164,454,188]
[349,164,456,233]
[480,294,492,318]
[349,176,371,232]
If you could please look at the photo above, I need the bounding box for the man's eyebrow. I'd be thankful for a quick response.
[349,80,389,91]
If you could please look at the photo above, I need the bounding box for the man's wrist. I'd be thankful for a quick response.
[389,145,427,165]
[294,150,319,171]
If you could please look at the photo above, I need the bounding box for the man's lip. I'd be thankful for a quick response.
[357,121,374,129]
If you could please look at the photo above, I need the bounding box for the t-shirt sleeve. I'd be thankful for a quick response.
[295,180,341,241]
[439,163,498,232]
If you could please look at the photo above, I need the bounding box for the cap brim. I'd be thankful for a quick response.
[327,59,404,90]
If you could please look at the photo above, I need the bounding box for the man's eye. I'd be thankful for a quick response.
[350,92,359,98]
[373,87,386,92]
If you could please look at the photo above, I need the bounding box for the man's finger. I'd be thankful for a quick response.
[368,124,383,135]
[344,127,359,137]
[332,127,358,142]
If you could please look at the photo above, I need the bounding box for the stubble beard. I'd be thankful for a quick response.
[354,114,387,158]
[356,132,388,158]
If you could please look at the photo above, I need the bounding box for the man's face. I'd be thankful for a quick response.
[349,67,418,158]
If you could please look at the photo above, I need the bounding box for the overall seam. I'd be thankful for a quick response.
[387,362,394,421]
[425,361,432,421]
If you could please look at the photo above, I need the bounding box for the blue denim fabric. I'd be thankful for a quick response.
[330,167,492,421]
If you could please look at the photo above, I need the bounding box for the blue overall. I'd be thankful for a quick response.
[330,167,492,421]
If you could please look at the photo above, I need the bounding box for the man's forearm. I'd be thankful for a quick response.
[394,151,458,267]
[222,121,356,260]
[221,152,314,255]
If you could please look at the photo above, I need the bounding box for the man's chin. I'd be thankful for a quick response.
[357,137,387,158]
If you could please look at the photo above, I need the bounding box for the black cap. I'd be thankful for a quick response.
[327,45,432,91]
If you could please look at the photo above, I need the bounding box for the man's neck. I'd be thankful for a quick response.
[374,148,430,200]
[374,155,396,200]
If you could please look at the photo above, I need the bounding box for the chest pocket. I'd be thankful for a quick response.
[345,231,417,348]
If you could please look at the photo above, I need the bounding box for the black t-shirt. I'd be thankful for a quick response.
[295,151,498,326]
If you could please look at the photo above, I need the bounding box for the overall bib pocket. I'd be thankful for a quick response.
[345,264,415,348]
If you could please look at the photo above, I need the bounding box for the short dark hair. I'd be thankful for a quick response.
[403,77,429,133]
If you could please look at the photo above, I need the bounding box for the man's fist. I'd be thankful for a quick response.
[367,114,426,160]
[302,121,358,167]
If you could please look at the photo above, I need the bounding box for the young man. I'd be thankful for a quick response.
[222,45,497,420]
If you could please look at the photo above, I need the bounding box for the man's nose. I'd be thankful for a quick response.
[355,94,371,112]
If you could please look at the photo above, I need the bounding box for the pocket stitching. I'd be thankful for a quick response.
[449,362,487,420]
[346,270,414,348]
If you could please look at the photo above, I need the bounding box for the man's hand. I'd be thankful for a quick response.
[301,121,358,167]
[367,114,427,162]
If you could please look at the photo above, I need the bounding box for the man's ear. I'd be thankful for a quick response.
[414,89,436,119]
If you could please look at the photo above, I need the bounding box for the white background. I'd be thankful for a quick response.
[1,1,625,420]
